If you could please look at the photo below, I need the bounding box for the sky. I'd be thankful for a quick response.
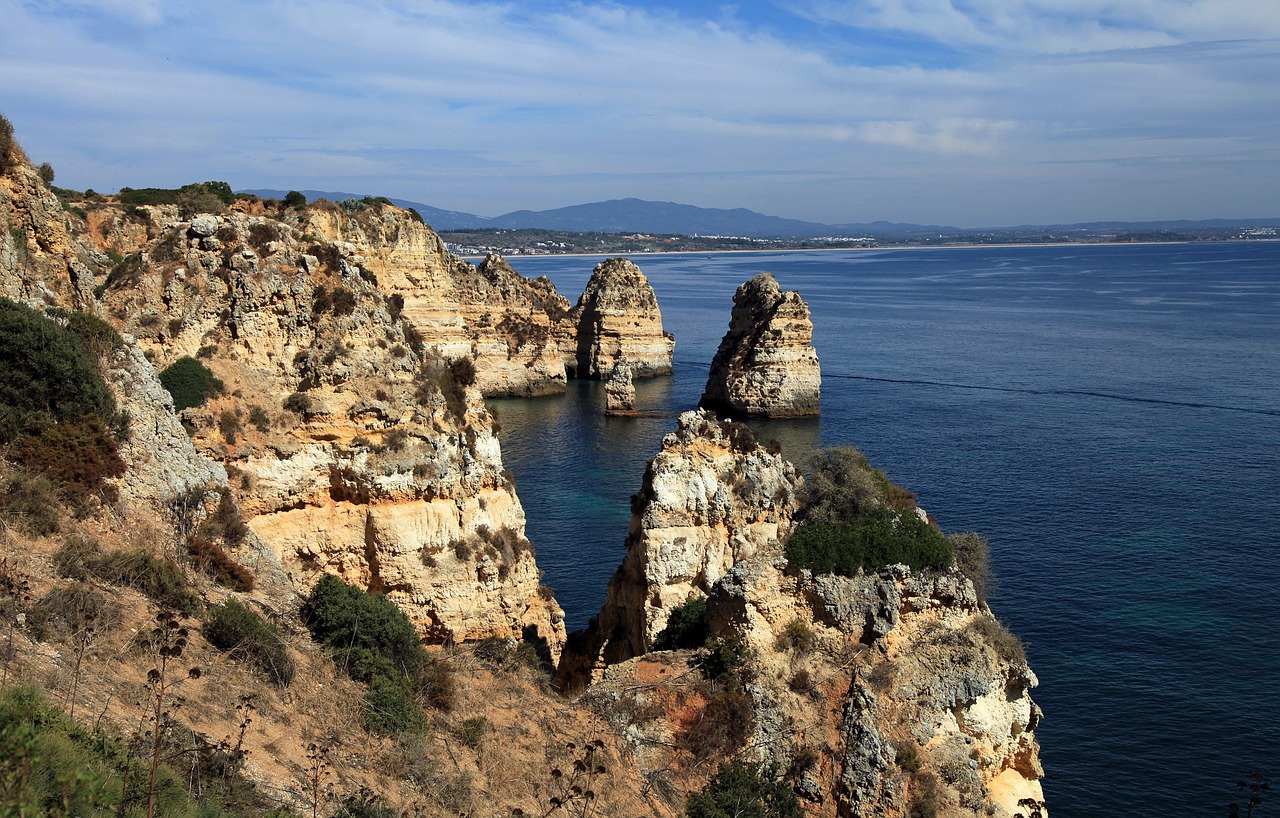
[2,0,1278,227]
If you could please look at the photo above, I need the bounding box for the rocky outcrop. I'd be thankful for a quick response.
[97,209,566,659]
[561,405,1044,816]
[700,272,820,417]
[562,409,801,681]
[569,257,674,379]
[0,153,101,309]
[705,560,1045,817]
[604,359,636,415]
[300,206,569,397]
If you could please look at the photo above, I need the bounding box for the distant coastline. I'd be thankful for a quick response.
[457,235,1280,261]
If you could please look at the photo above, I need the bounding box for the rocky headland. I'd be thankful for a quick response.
[0,122,1042,818]
[701,271,821,417]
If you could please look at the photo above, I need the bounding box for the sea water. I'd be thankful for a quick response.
[487,242,1280,817]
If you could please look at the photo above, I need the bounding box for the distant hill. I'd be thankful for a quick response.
[239,189,1278,241]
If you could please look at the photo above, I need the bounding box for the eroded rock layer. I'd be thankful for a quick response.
[96,207,565,658]
[700,272,820,417]
[570,257,674,379]
[562,406,1045,817]
[564,409,801,679]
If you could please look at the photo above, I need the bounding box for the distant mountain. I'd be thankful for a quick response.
[484,198,836,238]
[238,189,489,231]
[239,189,1278,240]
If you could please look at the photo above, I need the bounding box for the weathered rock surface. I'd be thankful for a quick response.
[560,404,1044,816]
[561,409,801,681]
[569,257,674,379]
[0,154,101,309]
[700,272,820,417]
[604,359,636,415]
[97,208,566,658]
[300,206,569,397]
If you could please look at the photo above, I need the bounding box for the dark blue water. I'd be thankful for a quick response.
[488,243,1280,818]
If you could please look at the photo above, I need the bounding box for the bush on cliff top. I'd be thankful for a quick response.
[788,446,950,576]
[785,510,950,576]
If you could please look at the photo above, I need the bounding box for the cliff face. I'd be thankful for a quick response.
[700,272,820,417]
[298,209,568,397]
[97,208,565,657]
[562,409,802,682]
[564,408,1045,817]
[0,156,100,309]
[569,257,675,379]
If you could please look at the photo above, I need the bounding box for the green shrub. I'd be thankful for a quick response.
[457,716,489,748]
[204,598,294,685]
[685,760,803,818]
[43,307,124,361]
[159,356,224,411]
[653,596,708,650]
[303,574,427,679]
[0,684,254,817]
[85,548,200,614]
[362,675,427,736]
[283,190,307,209]
[785,509,951,577]
[0,471,61,535]
[37,162,54,185]
[0,297,116,425]
[701,635,751,686]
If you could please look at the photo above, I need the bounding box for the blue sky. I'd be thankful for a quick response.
[2,0,1278,227]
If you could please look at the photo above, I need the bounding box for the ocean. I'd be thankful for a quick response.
[486,242,1280,817]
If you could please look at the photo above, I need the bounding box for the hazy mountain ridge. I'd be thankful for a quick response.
[241,189,1279,240]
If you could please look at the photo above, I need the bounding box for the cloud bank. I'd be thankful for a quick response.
[2,0,1276,226]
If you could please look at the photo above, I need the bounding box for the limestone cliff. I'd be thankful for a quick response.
[563,408,1044,817]
[569,257,674,379]
[0,150,101,309]
[564,409,801,680]
[298,205,569,397]
[97,208,565,658]
[700,272,820,417]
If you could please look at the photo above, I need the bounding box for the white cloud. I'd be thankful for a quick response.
[1,0,1277,225]
[793,0,1280,54]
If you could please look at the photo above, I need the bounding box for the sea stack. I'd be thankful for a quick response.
[604,359,636,415]
[569,257,674,379]
[700,272,820,417]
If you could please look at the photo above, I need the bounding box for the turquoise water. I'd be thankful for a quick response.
[489,243,1280,817]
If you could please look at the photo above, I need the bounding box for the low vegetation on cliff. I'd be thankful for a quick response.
[785,446,951,575]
